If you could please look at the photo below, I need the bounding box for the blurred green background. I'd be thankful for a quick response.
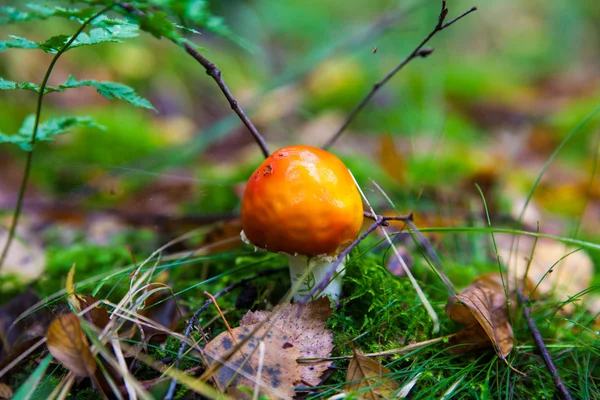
[0,0,599,249]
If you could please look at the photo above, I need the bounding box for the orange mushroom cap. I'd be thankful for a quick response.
[241,145,364,257]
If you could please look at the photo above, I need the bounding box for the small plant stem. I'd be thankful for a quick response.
[518,290,573,400]
[117,2,270,158]
[165,267,286,400]
[322,0,477,150]
[0,5,113,271]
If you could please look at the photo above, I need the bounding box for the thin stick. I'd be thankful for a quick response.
[165,267,286,400]
[517,290,573,400]
[322,0,477,149]
[204,291,235,341]
[303,217,384,302]
[117,2,270,158]
[0,4,115,271]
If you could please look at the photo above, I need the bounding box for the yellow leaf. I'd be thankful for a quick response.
[345,349,400,399]
[66,263,80,312]
[46,314,96,377]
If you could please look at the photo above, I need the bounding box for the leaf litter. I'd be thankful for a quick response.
[203,297,334,398]
[345,349,400,399]
[445,273,519,361]
[46,314,96,377]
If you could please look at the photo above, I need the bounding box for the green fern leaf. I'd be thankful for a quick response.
[50,76,155,110]
[0,4,95,24]
[0,35,41,51]
[0,115,105,151]
[139,11,177,39]
[0,77,40,92]
[1,22,138,53]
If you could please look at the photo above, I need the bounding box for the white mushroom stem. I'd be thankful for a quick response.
[287,254,345,302]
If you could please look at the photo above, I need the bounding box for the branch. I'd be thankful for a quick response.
[322,0,477,149]
[517,290,573,400]
[165,267,286,400]
[302,216,384,302]
[117,2,270,159]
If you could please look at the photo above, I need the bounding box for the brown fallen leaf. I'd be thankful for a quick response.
[46,314,96,377]
[66,264,109,329]
[345,349,400,399]
[240,297,334,386]
[203,323,301,399]
[0,383,12,399]
[446,273,514,358]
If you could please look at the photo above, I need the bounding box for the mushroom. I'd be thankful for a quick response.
[241,145,364,302]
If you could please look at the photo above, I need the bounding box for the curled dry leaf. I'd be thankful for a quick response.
[204,324,301,399]
[446,273,514,358]
[240,297,334,386]
[0,383,12,399]
[46,314,96,377]
[66,264,109,329]
[345,349,400,399]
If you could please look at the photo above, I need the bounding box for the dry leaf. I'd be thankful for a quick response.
[0,383,12,399]
[446,273,514,358]
[345,349,400,399]
[497,236,593,314]
[240,297,334,386]
[78,295,110,329]
[204,324,301,399]
[46,314,96,377]
[66,265,109,329]
[378,134,405,184]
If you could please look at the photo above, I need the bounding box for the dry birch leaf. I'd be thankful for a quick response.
[204,324,301,399]
[240,297,334,386]
[345,349,400,399]
[46,314,96,377]
[446,273,514,358]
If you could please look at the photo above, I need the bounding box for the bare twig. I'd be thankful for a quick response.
[204,291,235,341]
[322,0,477,149]
[165,267,286,400]
[517,290,573,400]
[302,216,384,302]
[117,2,270,158]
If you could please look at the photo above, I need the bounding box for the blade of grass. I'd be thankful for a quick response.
[12,354,53,400]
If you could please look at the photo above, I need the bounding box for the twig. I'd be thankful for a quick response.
[165,267,286,400]
[302,216,384,302]
[322,0,477,149]
[204,291,235,341]
[517,290,573,400]
[0,4,115,271]
[304,211,416,301]
[117,2,270,158]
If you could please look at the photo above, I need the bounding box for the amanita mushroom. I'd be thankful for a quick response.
[241,145,364,301]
